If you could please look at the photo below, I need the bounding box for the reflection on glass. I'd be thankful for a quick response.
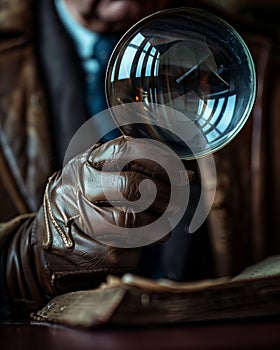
[106,8,256,159]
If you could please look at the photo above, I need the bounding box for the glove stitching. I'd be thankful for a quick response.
[50,267,124,293]
[53,267,132,278]
[44,180,74,249]
[65,214,80,227]
[42,188,52,250]
[54,267,115,275]
[41,173,58,249]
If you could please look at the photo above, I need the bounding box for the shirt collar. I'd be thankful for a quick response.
[54,0,100,60]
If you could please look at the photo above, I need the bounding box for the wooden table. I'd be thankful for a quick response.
[1,318,280,350]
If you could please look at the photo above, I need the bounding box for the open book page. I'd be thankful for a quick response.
[232,255,280,281]
[103,273,229,292]
[103,254,280,291]
[32,255,280,327]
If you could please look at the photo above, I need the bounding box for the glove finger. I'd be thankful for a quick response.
[87,136,194,185]
[82,166,171,214]
[77,191,172,248]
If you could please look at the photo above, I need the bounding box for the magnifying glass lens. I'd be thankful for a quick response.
[106,8,256,159]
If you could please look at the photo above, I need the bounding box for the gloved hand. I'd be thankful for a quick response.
[4,136,193,315]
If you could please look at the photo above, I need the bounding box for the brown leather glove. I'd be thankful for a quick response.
[4,136,192,315]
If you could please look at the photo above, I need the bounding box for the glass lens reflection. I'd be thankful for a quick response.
[106,8,256,159]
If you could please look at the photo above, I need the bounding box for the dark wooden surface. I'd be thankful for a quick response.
[1,318,280,350]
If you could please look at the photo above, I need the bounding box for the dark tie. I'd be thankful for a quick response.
[84,35,121,141]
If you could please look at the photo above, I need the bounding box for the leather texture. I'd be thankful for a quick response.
[4,136,191,313]
[0,0,52,219]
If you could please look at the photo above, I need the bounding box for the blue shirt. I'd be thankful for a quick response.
[54,0,100,75]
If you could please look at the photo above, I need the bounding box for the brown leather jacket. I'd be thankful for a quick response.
[0,0,52,221]
[0,0,279,283]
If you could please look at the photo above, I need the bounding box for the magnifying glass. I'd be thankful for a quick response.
[105,8,256,159]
